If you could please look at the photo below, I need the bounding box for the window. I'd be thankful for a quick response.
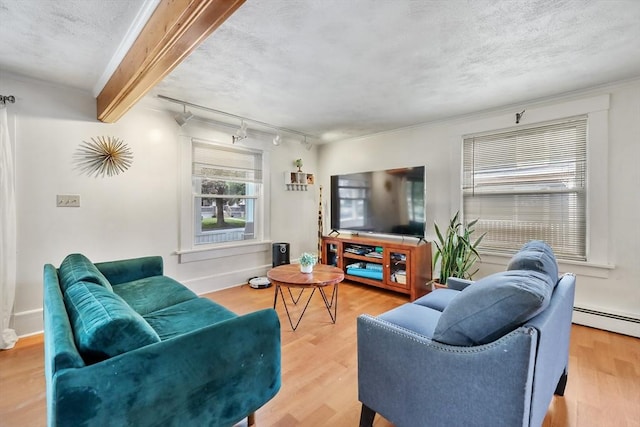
[406,179,424,223]
[463,116,587,261]
[191,141,262,246]
[337,175,369,228]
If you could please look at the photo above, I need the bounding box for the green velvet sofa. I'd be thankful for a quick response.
[43,254,281,427]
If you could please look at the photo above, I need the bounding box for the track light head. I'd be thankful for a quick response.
[174,105,193,126]
[233,120,248,144]
[272,133,282,146]
[238,120,248,138]
[303,136,313,151]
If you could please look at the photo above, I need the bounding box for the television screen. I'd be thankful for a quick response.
[330,166,426,238]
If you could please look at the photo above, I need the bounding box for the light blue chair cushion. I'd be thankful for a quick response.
[507,240,559,288]
[413,289,459,312]
[64,281,160,363]
[432,270,553,346]
[379,303,442,338]
[59,253,113,292]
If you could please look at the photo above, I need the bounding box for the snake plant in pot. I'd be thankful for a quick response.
[433,211,486,285]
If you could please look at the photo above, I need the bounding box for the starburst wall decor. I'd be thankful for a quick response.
[75,136,133,178]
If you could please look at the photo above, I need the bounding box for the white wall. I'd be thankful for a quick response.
[3,73,319,336]
[319,78,640,337]
[6,71,639,337]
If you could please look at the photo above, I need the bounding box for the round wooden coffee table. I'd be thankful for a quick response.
[267,263,344,331]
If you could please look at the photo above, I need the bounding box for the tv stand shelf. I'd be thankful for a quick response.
[321,235,432,301]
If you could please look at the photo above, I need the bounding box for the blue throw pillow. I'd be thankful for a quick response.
[64,281,160,363]
[432,270,553,346]
[507,240,559,288]
[59,253,113,292]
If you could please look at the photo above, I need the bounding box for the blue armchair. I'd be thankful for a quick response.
[357,241,575,427]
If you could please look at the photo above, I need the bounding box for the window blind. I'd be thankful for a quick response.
[463,116,587,260]
[192,141,262,183]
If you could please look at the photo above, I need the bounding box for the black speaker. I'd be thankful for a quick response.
[272,242,290,267]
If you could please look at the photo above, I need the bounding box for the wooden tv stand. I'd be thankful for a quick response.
[321,234,432,301]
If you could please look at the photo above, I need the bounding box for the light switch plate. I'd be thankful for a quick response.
[56,195,80,207]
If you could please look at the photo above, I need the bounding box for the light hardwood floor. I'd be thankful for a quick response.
[1,281,639,426]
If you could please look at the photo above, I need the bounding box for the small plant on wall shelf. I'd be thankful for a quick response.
[433,211,485,285]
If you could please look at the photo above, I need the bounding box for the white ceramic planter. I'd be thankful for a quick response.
[300,264,313,273]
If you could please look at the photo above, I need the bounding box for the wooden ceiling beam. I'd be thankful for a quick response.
[97,0,245,123]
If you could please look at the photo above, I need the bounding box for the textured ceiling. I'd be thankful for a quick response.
[2,1,640,142]
[0,0,147,93]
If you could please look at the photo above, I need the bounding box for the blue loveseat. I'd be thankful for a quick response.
[44,254,281,427]
[357,241,575,427]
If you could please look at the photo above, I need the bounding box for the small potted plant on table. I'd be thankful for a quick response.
[299,252,317,273]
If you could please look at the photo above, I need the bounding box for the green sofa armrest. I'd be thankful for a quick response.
[94,256,163,285]
[43,264,85,372]
[50,308,281,427]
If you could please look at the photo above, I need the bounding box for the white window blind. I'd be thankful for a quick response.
[463,116,587,260]
[193,142,262,184]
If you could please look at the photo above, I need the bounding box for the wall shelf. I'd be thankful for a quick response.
[285,171,314,191]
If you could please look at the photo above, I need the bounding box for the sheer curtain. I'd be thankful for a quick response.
[0,105,18,349]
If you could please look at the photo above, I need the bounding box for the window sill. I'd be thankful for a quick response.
[176,240,272,263]
[479,251,615,279]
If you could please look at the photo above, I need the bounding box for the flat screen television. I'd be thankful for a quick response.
[330,166,426,238]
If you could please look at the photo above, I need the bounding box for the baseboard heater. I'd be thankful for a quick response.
[573,306,640,324]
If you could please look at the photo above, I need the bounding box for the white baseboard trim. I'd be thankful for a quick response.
[573,306,640,338]
[14,308,44,338]
[180,264,272,296]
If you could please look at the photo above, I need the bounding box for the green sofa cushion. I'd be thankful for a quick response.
[144,298,237,340]
[432,270,552,346]
[59,253,113,292]
[112,275,198,315]
[94,256,163,286]
[64,281,160,363]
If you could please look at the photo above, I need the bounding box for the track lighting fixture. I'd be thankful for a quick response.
[174,105,194,126]
[515,109,525,124]
[232,120,249,144]
[303,136,313,151]
[238,120,248,138]
[159,95,317,147]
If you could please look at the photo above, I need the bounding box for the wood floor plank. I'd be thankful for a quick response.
[1,281,639,426]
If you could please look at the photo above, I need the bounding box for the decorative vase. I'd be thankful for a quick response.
[300,264,313,273]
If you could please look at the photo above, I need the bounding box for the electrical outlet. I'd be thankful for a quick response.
[56,195,80,207]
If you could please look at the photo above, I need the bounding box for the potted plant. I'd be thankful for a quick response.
[299,252,317,273]
[433,211,485,286]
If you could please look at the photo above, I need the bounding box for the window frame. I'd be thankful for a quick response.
[457,94,611,271]
[178,136,271,263]
[463,116,588,260]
